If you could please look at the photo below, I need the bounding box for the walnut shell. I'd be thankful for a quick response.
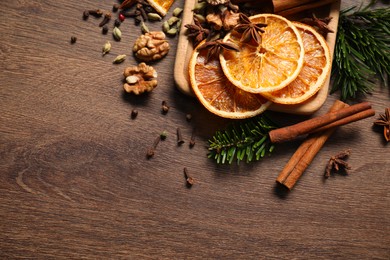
[123,63,158,95]
[133,31,170,62]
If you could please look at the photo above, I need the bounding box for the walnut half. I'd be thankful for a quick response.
[123,63,158,95]
[133,31,170,62]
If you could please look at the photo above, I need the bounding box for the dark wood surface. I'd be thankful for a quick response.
[1,0,389,259]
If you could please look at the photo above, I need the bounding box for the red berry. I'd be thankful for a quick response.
[119,13,125,22]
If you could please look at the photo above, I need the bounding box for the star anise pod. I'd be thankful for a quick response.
[300,14,334,36]
[234,13,267,45]
[197,39,240,64]
[185,17,211,46]
[373,107,390,142]
[325,150,352,178]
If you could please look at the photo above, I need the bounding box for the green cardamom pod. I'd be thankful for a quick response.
[193,2,207,13]
[113,27,122,41]
[113,54,126,64]
[162,21,170,33]
[172,7,183,17]
[102,41,111,56]
[176,19,182,30]
[141,22,150,34]
[167,17,180,26]
[147,13,162,21]
[166,28,177,37]
[193,14,206,24]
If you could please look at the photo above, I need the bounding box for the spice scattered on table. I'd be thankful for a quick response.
[131,109,138,119]
[70,36,77,44]
[373,107,390,142]
[177,127,185,145]
[113,54,127,64]
[183,167,194,188]
[146,135,161,159]
[325,150,352,178]
[161,100,169,114]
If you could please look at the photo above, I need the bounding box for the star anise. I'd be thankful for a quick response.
[325,150,352,178]
[300,14,334,36]
[234,13,267,45]
[373,107,390,142]
[185,17,211,46]
[197,39,240,64]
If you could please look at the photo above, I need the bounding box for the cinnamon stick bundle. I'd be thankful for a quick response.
[276,100,348,190]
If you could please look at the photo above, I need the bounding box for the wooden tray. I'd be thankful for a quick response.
[174,0,341,115]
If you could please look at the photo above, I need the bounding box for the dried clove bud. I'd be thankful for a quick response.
[70,36,77,44]
[183,167,194,188]
[177,127,184,145]
[83,10,90,20]
[112,4,119,13]
[88,9,103,18]
[114,19,121,27]
[161,100,169,114]
[131,109,138,119]
[99,12,112,27]
[102,25,109,34]
[146,136,161,159]
[189,128,196,148]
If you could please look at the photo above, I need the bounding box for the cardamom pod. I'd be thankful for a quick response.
[193,2,207,13]
[172,7,183,17]
[166,28,177,37]
[141,22,150,34]
[102,41,111,56]
[162,21,170,33]
[167,17,180,26]
[113,26,122,41]
[194,14,206,24]
[147,13,162,21]
[113,54,126,64]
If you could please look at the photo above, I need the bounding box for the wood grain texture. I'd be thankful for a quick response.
[1,0,389,259]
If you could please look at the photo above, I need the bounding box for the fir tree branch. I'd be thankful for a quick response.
[208,114,278,164]
[331,5,390,100]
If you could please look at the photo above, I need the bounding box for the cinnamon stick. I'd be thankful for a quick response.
[269,102,372,143]
[274,0,338,17]
[276,100,348,190]
[308,108,375,134]
[231,0,339,17]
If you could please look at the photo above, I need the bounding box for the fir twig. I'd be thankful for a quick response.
[331,5,390,100]
[208,114,278,164]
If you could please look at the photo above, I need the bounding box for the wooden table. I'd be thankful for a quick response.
[1,0,389,258]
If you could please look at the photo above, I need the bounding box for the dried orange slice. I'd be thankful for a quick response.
[147,0,175,16]
[189,41,271,119]
[261,22,331,104]
[220,14,305,93]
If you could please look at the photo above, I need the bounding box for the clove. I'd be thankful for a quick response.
[99,13,112,27]
[146,135,161,159]
[161,101,169,114]
[183,167,194,188]
[177,127,184,145]
[88,9,103,18]
[189,128,196,148]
